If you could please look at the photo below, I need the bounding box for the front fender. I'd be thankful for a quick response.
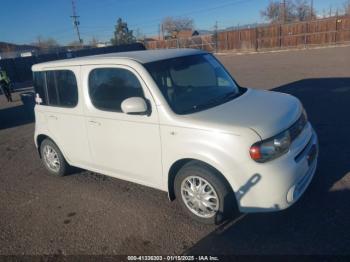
[160,125,260,193]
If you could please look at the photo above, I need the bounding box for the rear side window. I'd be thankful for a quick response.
[33,70,78,108]
[88,68,144,112]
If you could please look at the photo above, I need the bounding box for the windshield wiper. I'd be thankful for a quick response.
[198,91,239,108]
[220,91,239,101]
[180,91,239,114]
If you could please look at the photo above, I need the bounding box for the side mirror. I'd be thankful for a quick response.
[121,97,148,115]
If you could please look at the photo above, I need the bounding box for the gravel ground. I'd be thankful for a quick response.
[0,45,349,256]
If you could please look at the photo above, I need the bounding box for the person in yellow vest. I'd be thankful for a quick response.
[0,67,12,102]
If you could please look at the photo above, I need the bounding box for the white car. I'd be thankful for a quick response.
[32,49,318,224]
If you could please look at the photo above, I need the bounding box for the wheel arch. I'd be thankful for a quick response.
[167,158,235,202]
[36,134,69,163]
[36,134,50,158]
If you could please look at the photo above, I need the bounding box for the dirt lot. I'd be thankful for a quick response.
[0,46,349,256]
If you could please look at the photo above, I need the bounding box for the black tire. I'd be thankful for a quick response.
[174,161,237,225]
[40,138,69,177]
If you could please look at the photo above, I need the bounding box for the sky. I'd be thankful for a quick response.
[0,0,346,45]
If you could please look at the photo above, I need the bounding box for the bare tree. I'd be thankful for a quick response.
[282,1,297,22]
[261,0,316,23]
[89,37,99,47]
[294,0,316,21]
[161,17,194,37]
[67,40,83,50]
[134,28,145,41]
[34,36,59,49]
[260,1,281,23]
[261,0,296,23]
[344,0,350,15]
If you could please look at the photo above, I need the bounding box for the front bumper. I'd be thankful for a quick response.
[237,123,318,212]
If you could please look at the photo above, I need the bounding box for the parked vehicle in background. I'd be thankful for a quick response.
[32,49,318,224]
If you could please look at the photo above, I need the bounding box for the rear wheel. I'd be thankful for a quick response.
[174,162,236,225]
[40,138,69,176]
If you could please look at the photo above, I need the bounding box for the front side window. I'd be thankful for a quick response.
[88,68,144,112]
[145,54,241,114]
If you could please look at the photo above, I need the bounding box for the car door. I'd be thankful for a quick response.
[39,68,91,167]
[81,64,163,189]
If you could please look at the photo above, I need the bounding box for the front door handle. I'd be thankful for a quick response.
[88,120,101,126]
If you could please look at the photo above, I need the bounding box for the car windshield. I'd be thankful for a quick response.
[144,53,241,114]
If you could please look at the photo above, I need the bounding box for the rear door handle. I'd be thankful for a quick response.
[48,115,58,120]
[88,120,101,126]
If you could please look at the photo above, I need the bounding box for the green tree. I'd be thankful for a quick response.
[111,18,135,45]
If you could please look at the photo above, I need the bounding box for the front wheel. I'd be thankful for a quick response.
[174,162,236,225]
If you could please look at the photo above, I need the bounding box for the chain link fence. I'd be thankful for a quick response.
[145,16,350,52]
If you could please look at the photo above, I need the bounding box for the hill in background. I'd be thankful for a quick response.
[0,42,38,53]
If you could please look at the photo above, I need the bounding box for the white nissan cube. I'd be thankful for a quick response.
[32,49,318,224]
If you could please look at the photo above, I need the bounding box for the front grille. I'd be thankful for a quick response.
[289,113,307,141]
[295,135,313,162]
[293,157,317,200]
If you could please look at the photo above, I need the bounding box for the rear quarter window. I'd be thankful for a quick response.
[33,70,78,108]
[33,72,47,105]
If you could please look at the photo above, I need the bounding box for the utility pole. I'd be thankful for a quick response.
[158,24,161,40]
[161,23,164,40]
[310,0,314,20]
[71,0,83,44]
[280,0,286,24]
[283,0,286,23]
[214,21,218,53]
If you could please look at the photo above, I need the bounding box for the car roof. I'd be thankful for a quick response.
[32,48,207,71]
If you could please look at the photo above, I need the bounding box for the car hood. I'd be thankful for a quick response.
[181,88,302,139]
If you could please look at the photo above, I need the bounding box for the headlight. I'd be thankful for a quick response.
[250,130,291,163]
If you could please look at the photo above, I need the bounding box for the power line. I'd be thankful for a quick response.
[214,21,218,52]
[18,0,260,44]
[70,0,83,44]
[78,0,258,34]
